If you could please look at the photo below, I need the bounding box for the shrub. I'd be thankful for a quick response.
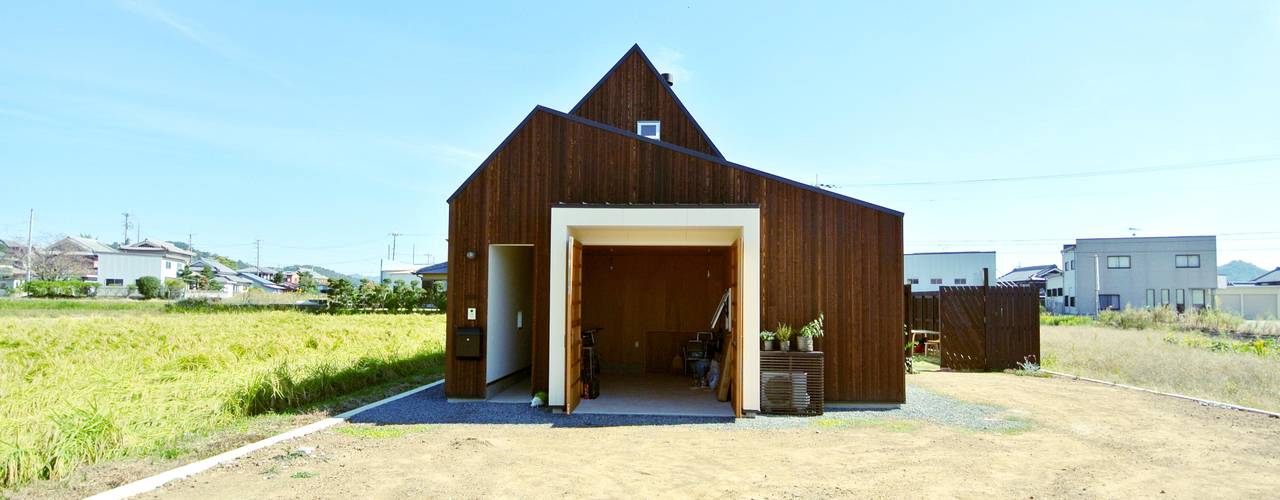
[164,278,187,299]
[135,276,165,299]
[20,280,96,298]
[1040,314,1093,326]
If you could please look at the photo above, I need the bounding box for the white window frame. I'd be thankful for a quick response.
[636,120,661,140]
[1107,255,1131,269]
[1175,254,1200,268]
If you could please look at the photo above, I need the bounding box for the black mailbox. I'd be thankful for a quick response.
[455,327,483,359]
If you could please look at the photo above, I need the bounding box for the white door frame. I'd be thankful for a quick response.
[548,206,761,412]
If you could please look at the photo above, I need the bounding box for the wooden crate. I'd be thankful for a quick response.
[760,351,824,415]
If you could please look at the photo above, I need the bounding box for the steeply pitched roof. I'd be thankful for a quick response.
[569,44,722,158]
[446,45,902,218]
[450,105,902,217]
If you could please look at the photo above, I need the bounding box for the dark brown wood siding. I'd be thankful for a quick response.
[571,49,720,157]
[446,109,904,404]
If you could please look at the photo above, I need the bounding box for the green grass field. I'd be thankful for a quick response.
[0,299,445,489]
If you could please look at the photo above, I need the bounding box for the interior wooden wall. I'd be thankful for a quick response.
[580,246,729,373]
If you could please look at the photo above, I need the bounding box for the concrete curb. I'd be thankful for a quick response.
[86,379,444,500]
[1042,369,1280,419]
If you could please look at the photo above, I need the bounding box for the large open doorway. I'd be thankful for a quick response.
[549,206,761,416]
[486,245,534,402]
[574,245,734,416]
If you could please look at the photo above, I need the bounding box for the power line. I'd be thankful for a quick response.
[830,154,1280,188]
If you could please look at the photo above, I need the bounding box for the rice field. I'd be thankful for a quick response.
[1041,325,1280,412]
[0,299,445,489]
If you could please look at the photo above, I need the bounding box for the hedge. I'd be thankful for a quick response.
[20,280,97,298]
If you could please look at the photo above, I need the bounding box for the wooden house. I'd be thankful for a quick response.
[445,45,904,416]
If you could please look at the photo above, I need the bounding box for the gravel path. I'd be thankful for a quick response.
[351,381,1027,432]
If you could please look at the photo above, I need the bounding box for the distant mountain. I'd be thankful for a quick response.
[1219,260,1266,283]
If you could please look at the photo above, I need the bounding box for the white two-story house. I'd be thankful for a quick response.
[1060,235,1217,315]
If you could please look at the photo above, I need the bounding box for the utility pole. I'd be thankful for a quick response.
[388,232,403,261]
[188,233,194,250]
[411,244,416,264]
[24,209,33,282]
[255,239,262,267]
[121,212,132,245]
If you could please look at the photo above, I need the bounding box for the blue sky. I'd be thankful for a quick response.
[2,1,1278,276]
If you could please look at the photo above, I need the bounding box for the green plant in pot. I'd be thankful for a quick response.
[774,323,793,351]
[760,330,777,351]
[797,313,825,352]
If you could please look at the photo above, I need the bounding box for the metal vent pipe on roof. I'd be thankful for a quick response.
[661,72,673,86]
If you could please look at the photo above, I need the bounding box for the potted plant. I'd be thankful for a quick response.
[797,313,825,352]
[760,330,777,351]
[775,323,793,352]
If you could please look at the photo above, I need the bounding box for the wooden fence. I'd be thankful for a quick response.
[938,283,1040,371]
[903,286,941,332]
[905,281,1040,371]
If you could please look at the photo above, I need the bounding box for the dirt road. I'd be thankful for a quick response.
[145,372,1280,499]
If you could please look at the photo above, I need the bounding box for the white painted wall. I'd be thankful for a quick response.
[904,252,996,292]
[486,245,534,383]
[548,207,761,412]
[96,253,164,286]
[1216,286,1280,320]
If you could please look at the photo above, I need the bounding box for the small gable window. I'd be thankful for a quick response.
[637,120,660,140]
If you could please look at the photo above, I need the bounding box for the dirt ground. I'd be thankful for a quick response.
[144,372,1280,499]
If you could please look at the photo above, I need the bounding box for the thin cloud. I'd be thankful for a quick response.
[648,46,693,84]
[114,0,295,87]
[379,138,486,166]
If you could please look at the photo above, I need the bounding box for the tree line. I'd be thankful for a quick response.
[323,278,446,313]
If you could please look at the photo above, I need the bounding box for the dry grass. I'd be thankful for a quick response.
[0,305,445,489]
[1042,325,1280,412]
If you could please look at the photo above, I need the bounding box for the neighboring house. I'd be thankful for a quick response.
[45,236,119,281]
[92,239,195,287]
[1043,268,1065,314]
[237,271,287,293]
[997,264,1060,302]
[1215,268,1280,320]
[236,266,279,280]
[1242,268,1280,286]
[444,45,904,416]
[904,251,996,292]
[1059,236,1217,315]
[413,261,447,291]
[0,238,29,290]
[188,257,252,295]
[380,260,424,286]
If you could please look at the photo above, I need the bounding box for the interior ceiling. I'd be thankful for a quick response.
[583,245,728,256]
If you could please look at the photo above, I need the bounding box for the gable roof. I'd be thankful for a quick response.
[191,257,236,274]
[54,236,119,255]
[447,46,901,218]
[569,44,722,158]
[1247,267,1280,284]
[450,105,901,217]
[998,264,1060,283]
[120,239,196,257]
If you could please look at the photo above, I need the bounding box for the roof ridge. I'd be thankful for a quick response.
[568,44,723,158]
